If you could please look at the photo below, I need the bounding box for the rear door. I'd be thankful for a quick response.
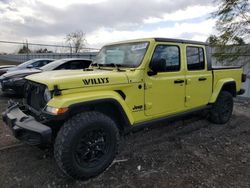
[185,45,212,108]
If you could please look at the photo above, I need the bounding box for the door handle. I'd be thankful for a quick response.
[174,79,185,84]
[198,77,207,81]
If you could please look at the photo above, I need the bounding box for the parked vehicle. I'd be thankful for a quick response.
[0,65,16,69]
[0,58,92,96]
[2,38,246,180]
[0,59,54,76]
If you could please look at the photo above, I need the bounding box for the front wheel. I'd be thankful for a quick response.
[54,111,119,180]
[208,91,233,124]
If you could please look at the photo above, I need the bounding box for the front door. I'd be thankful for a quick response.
[145,44,185,116]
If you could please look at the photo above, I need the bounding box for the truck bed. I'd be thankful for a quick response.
[212,67,243,93]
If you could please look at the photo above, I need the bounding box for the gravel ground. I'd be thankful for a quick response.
[0,91,250,188]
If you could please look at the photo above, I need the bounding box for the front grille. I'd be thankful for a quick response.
[25,81,47,111]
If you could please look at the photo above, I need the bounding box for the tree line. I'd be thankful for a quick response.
[18,30,86,54]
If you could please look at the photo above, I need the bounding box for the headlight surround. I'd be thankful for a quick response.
[44,88,52,102]
[9,77,23,82]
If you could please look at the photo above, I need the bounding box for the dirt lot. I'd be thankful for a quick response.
[0,91,250,188]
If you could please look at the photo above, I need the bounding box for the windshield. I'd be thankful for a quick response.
[17,59,37,68]
[40,59,65,71]
[93,42,149,68]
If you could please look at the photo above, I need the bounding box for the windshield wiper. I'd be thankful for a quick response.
[91,63,131,70]
[91,62,101,69]
[104,63,123,71]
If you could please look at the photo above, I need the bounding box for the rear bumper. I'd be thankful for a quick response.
[2,102,52,145]
[237,89,245,95]
[242,74,247,83]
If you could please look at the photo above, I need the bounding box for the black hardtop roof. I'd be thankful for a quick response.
[154,38,208,46]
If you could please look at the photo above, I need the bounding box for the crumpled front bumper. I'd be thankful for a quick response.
[2,102,52,145]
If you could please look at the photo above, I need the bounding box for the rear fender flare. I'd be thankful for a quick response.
[209,79,236,103]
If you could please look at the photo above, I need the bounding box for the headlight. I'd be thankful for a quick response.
[45,106,68,115]
[44,88,52,102]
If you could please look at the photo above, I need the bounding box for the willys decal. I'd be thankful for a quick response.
[83,78,109,85]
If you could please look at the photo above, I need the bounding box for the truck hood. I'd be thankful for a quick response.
[26,69,129,90]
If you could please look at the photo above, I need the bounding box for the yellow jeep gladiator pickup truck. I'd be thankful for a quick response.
[2,38,246,180]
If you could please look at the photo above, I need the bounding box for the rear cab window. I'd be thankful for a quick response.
[186,46,205,71]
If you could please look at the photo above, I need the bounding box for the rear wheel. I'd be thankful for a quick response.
[209,91,233,124]
[54,111,119,180]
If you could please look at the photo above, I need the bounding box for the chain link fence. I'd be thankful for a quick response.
[0,52,98,63]
[0,40,99,63]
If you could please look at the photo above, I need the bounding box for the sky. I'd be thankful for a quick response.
[0,0,218,53]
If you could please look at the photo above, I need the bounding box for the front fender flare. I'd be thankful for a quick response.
[47,90,134,125]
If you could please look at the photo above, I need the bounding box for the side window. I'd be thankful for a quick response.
[41,60,52,66]
[31,60,51,68]
[31,61,41,68]
[186,47,205,70]
[56,63,69,70]
[151,45,180,72]
[38,60,51,67]
[68,61,84,69]
[55,61,84,70]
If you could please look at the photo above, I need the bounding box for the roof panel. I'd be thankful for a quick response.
[154,38,208,46]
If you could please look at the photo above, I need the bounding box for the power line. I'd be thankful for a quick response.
[0,40,100,51]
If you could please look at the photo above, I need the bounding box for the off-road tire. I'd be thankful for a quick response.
[54,111,119,180]
[209,91,233,124]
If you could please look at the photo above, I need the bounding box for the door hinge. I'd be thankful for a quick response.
[145,103,152,110]
[185,96,191,102]
[186,79,191,85]
[144,82,152,89]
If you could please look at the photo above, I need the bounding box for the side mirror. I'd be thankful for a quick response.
[27,64,33,68]
[148,58,166,76]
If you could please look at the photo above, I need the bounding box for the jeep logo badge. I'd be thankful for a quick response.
[83,78,109,85]
[132,105,143,111]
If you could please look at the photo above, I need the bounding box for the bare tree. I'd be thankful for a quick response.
[213,0,250,44]
[207,0,250,66]
[66,31,87,53]
[18,40,31,54]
